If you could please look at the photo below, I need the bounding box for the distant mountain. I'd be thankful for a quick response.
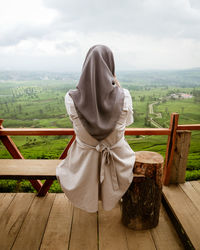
[0,71,80,81]
[0,68,200,87]
[117,68,200,86]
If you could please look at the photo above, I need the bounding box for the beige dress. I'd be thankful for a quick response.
[56,88,135,213]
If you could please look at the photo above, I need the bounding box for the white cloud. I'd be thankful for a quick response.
[0,0,200,71]
[0,0,58,46]
[43,0,200,39]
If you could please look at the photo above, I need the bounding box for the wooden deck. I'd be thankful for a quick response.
[162,180,200,250]
[1,180,200,250]
[0,192,184,250]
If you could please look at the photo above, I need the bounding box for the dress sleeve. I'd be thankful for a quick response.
[123,89,134,126]
[65,91,78,121]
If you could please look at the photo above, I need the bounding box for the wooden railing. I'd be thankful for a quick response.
[0,113,200,193]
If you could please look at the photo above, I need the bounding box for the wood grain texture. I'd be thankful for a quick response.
[12,193,56,250]
[0,193,16,220]
[125,223,156,250]
[179,181,200,212]
[190,180,200,195]
[0,193,35,250]
[163,184,200,249]
[170,131,191,184]
[150,205,184,250]
[163,113,179,185]
[0,159,61,179]
[122,151,164,230]
[40,194,73,250]
[69,206,98,250]
[135,151,164,165]
[98,201,129,250]
[0,193,189,249]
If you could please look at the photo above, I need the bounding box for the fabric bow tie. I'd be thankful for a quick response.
[96,143,112,165]
[76,137,120,191]
[95,142,119,191]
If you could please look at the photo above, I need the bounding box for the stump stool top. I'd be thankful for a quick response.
[133,151,164,188]
[135,151,164,164]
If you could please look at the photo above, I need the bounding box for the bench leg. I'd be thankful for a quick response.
[30,180,43,192]
[0,134,43,192]
[37,180,54,196]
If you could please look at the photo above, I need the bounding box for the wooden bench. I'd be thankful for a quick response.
[0,159,62,195]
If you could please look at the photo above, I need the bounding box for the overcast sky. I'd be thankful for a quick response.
[0,0,200,72]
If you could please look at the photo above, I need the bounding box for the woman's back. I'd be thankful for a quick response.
[65,88,133,147]
[56,45,135,213]
[56,87,135,213]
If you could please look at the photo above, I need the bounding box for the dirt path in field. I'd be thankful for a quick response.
[148,101,163,128]
[149,101,162,118]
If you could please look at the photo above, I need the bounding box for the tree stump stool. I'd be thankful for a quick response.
[121,151,164,230]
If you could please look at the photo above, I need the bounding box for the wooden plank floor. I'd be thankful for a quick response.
[162,180,200,250]
[0,192,183,250]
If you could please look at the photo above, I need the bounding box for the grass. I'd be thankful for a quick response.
[0,80,199,192]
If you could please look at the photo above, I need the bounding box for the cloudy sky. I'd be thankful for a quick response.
[0,0,200,72]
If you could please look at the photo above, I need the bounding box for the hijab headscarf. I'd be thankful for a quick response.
[69,45,125,141]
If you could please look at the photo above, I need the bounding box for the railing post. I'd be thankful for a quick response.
[163,113,179,185]
[168,130,191,184]
[0,119,4,127]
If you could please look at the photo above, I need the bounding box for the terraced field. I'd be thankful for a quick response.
[0,72,199,192]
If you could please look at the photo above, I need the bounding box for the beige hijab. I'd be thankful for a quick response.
[69,45,125,141]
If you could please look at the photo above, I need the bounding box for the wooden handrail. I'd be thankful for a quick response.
[0,126,199,137]
[0,127,171,136]
[0,128,75,136]
[177,124,200,130]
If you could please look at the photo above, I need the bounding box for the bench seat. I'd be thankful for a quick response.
[0,159,62,180]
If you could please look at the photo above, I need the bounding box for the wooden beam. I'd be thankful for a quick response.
[37,180,55,197]
[0,135,24,159]
[169,130,191,184]
[163,113,179,186]
[0,128,75,136]
[177,124,200,130]
[0,119,3,126]
[60,134,76,159]
[125,128,170,135]
[0,126,199,136]
[0,159,61,179]
[0,127,170,136]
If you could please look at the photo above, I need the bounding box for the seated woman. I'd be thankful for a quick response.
[56,45,135,213]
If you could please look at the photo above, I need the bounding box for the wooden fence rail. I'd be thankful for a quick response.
[0,127,171,136]
[0,114,200,193]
